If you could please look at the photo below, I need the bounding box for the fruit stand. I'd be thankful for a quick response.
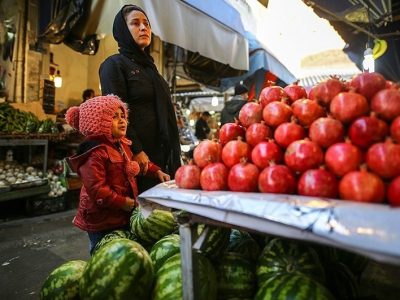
[138,181,400,299]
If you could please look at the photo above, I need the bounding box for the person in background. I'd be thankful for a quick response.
[220,83,249,126]
[195,111,211,140]
[82,88,95,102]
[65,95,170,255]
[99,4,181,193]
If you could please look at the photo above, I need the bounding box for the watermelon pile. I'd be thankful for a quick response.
[41,211,368,300]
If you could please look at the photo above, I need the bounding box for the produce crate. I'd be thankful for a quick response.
[25,194,67,216]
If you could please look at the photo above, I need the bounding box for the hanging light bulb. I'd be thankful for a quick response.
[362,47,375,73]
[54,70,63,88]
[211,95,219,106]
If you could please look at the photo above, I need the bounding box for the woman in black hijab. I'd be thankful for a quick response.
[99,5,181,193]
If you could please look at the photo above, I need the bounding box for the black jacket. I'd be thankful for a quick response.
[195,118,210,140]
[220,95,247,125]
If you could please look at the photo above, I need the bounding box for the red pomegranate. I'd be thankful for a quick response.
[219,120,246,146]
[259,86,288,108]
[366,141,400,179]
[227,161,259,192]
[309,117,344,148]
[339,170,385,203]
[251,140,283,169]
[200,162,228,191]
[349,72,386,100]
[238,102,263,128]
[371,88,400,121]
[390,116,400,143]
[386,80,400,89]
[221,138,251,168]
[348,115,389,149]
[325,142,363,177]
[387,176,400,207]
[283,82,307,103]
[330,92,369,124]
[245,121,272,147]
[297,169,338,198]
[311,78,346,106]
[258,164,296,194]
[262,101,293,127]
[292,99,325,127]
[175,162,201,189]
[274,121,306,149]
[193,140,221,168]
[284,140,324,173]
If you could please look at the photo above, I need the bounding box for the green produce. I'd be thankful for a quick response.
[92,229,137,254]
[228,229,261,263]
[255,273,335,300]
[130,208,177,247]
[149,234,180,272]
[40,260,86,300]
[152,253,217,300]
[257,238,325,285]
[79,239,154,300]
[196,224,230,261]
[216,252,256,299]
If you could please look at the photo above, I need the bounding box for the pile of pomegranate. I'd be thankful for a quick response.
[175,72,400,207]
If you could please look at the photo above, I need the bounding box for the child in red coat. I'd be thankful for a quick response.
[65,95,169,254]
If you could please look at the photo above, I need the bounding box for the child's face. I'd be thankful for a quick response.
[111,108,127,139]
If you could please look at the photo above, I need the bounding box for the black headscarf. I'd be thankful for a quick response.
[112,5,181,176]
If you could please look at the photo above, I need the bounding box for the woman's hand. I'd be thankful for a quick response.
[122,197,135,212]
[157,170,171,182]
[133,151,149,175]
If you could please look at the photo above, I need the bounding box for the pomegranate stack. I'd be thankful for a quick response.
[175,72,400,207]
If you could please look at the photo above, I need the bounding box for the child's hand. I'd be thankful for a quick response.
[157,170,170,182]
[122,197,135,212]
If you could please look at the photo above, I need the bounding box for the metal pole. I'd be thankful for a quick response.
[179,223,195,300]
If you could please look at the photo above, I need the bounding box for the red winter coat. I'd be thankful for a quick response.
[67,135,160,232]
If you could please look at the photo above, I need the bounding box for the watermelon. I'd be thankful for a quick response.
[150,234,181,272]
[228,229,261,263]
[92,229,137,254]
[257,238,325,285]
[130,208,177,247]
[152,252,217,300]
[40,260,86,300]
[255,273,335,300]
[79,239,154,299]
[216,252,256,299]
[196,224,230,261]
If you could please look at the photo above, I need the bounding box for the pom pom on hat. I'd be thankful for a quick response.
[65,106,80,130]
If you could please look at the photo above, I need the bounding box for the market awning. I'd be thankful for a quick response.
[303,0,400,82]
[88,0,249,71]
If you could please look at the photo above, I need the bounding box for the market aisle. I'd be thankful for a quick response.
[0,209,89,299]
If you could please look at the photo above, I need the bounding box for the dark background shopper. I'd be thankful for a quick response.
[220,83,249,126]
[195,111,211,140]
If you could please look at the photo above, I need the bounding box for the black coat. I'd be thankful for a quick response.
[220,96,247,126]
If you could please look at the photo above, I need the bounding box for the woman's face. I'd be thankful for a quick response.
[126,10,151,50]
[111,108,127,139]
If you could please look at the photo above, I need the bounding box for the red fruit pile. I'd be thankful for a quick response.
[174,72,400,207]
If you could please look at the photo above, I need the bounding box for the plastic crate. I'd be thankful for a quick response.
[25,194,67,216]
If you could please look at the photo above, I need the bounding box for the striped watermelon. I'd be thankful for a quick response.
[79,239,154,299]
[255,273,335,300]
[40,260,86,300]
[149,234,180,272]
[152,252,217,300]
[130,208,177,247]
[197,224,230,261]
[216,252,256,299]
[228,229,261,263]
[257,238,325,285]
[92,229,137,254]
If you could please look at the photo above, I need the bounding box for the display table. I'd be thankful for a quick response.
[139,181,400,299]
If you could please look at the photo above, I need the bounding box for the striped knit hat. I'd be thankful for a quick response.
[65,95,128,137]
